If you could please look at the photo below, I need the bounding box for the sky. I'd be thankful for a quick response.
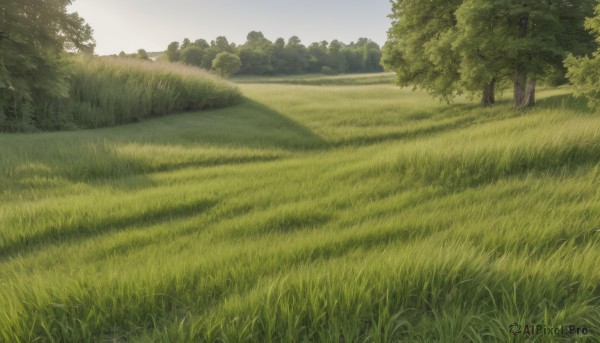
[68,0,392,56]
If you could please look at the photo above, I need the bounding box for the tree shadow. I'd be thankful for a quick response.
[0,97,330,196]
[332,116,477,147]
[535,93,594,114]
[99,97,329,151]
[0,198,218,261]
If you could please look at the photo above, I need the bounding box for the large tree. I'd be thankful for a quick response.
[382,0,463,103]
[384,0,595,107]
[0,0,94,130]
[455,0,596,107]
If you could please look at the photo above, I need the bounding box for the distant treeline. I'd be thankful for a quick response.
[117,32,384,76]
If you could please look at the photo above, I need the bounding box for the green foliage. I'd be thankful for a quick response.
[165,41,181,62]
[566,53,600,110]
[455,0,595,107]
[136,49,149,60]
[384,0,596,106]
[163,32,383,76]
[270,37,309,75]
[181,46,204,67]
[0,80,599,341]
[212,52,242,78]
[239,48,273,75]
[0,0,95,132]
[383,0,463,102]
[566,4,600,110]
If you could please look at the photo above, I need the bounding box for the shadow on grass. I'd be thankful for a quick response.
[535,93,593,113]
[331,102,484,148]
[0,198,218,261]
[333,116,477,148]
[0,97,330,189]
[100,97,329,151]
[195,98,329,150]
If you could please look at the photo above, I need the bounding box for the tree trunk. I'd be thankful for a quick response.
[514,15,529,108]
[481,78,496,107]
[514,65,527,107]
[521,79,536,107]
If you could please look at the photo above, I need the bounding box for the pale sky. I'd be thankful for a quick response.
[68,0,392,56]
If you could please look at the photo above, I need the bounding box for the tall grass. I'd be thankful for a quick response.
[0,80,599,341]
[37,57,242,130]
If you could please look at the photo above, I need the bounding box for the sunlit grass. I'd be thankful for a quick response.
[37,56,242,130]
[232,72,396,86]
[0,79,599,342]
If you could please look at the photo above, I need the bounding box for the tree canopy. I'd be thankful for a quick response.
[0,0,94,131]
[566,3,600,110]
[163,32,383,76]
[383,0,596,107]
[212,52,241,78]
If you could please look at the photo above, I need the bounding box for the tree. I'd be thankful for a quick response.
[358,39,384,73]
[384,0,595,107]
[193,39,210,50]
[307,41,332,73]
[329,40,347,73]
[285,36,308,74]
[271,38,289,74]
[566,4,600,110]
[238,31,274,75]
[383,0,463,103]
[211,36,235,53]
[181,38,191,49]
[455,0,595,107]
[198,36,236,70]
[201,49,219,70]
[344,45,365,73]
[181,46,204,67]
[0,0,95,131]
[136,49,150,60]
[212,52,241,78]
[165,41,180,62]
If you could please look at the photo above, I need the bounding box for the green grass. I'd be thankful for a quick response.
[34,57,242,130]
[232,72,396,86]
[1,78,599,342]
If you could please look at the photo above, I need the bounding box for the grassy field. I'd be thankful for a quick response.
[1,74,600,342]
[232,72,396,86]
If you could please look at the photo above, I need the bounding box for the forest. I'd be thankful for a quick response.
[115,32,384,76]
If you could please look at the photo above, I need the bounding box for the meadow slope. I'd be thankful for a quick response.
[1,76,599,342]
